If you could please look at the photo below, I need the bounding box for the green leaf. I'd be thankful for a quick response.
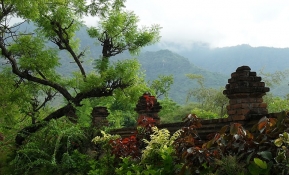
[254,158,267,169]
[248,163,261,175]
[246,152,254,164]
[257,151,272,161]
[275,151,286,163]
[274,138,283,147]
[206,140,214,149]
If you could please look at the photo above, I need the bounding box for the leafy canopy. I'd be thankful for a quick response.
[0,0,160,146]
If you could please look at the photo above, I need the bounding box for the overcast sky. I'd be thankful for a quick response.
[117,0,289,49]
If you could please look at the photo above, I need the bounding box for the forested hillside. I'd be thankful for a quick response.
[151,43,289,74]
[10,23,289,103]
[136,50,228,103]
[145,43,289,98]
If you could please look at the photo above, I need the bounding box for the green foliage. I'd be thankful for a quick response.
[75,99,93,127]
[104,59,143,84]
[90,59,152,128]
[248,158,271,175]
[9,35,60,76]
[114,157,143,175]
[214,155,245,175]
[258,68,289,87]
[186,73,205,87]
[188,86,228,117]
[0,71,29,125]
[88,154,116,175]
[60,150,92,174]
[186,74,228,117]
[149,75,174,98]
[90,131,120,175]
[6,0,289,174]
[264,94,289,113]
[157,98,182,123]
[86,0,126,17]
[92,130,120,146]
[173,111,289,175]
[113,127,182,175]
[88,10,161,56]
[274,132,289,147]
[0,0,162,174]
[142,127,180,162]
[274,132,289,173]
[0,0,160,146]
[91,123,182,175]
[191,108,220,119]
[158,100,221,124]
[9,118,87,175]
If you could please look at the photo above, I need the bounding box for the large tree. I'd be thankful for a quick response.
[0,0,160,145]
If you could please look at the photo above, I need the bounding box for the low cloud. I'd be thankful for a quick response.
[125,0,289,49]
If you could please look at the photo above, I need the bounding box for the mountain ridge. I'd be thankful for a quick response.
[3,22,289,103]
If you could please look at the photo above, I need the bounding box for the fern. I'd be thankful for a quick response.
[170,129,183,144]
[142,127,181,162]
[92,130,120,145]
[10,118,86,175]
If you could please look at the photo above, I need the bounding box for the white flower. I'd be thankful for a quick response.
[187,147,193,153]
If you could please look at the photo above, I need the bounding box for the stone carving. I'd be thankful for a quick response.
[91,107,109,127]
[135,92,162,124]
[223,66,270,120]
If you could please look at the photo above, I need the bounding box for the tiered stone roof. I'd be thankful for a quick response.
[91,107,109,127]
[135,92,162,124]
[223,66,270,120]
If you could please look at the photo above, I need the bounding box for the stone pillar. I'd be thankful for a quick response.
[135,92,162,124]
[223,66,270,120]
[91,107,109,127]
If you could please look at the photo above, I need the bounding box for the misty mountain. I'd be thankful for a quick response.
[3,22,289,104]
[147,42,289,98]
[135,50,228,103]
[149,43,289,75]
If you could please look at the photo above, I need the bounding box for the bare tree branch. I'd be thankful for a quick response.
[49,19,87,78]
[0,42,74,101]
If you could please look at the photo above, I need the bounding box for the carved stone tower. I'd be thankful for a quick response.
[223,66,270,120]
[91,107,109,127]
[135,92,162,124]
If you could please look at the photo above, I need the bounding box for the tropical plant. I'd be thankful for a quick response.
[90,130,121,175]
[113,127,182,175]
[0,0,160,146]
[173,111,289,175]
[264,94,289,113]
[186,74,228,117]
[9,118,89,175]
[149,74,174,98]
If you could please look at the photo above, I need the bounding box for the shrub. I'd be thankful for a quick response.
[91,116,182,175]
[174,111,289,175]
[114,127,182,175]
[9,119,89,175]
[191,108,220,119]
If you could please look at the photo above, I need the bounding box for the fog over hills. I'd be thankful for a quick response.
[147,42,289,74]
[3,22,289,103]
[144,42,289,99]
